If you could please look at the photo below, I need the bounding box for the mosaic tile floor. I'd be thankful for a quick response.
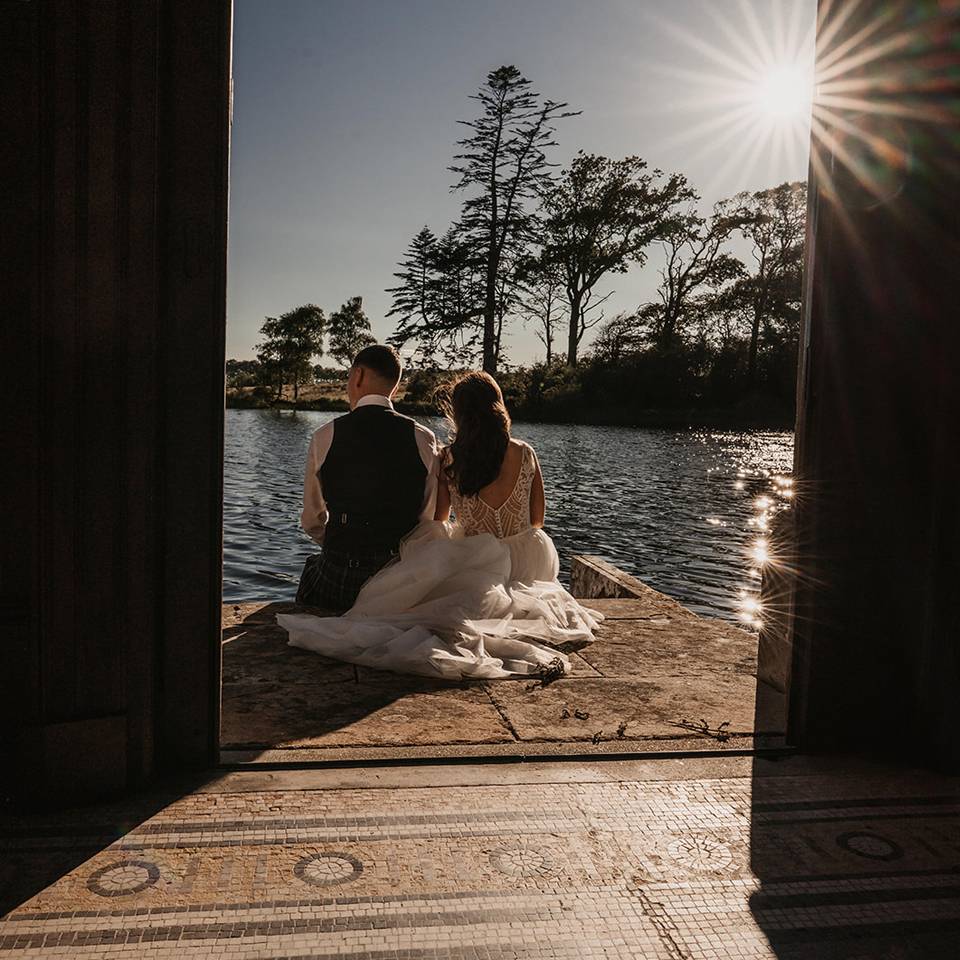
[2,758,958,958]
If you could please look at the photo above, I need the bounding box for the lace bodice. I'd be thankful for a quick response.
[447,442,537,539]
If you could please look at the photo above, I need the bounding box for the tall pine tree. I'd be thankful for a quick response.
[450,66,577,373]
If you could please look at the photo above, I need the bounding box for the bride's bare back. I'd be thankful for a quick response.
[435,438,546,537]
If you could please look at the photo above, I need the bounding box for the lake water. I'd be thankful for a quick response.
[223,409,794,624]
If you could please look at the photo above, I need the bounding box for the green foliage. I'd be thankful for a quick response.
[225,358,264,388]
[327,296,375,367]
[255,303,325,401]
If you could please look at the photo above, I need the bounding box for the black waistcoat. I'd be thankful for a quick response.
[320,405,427,554]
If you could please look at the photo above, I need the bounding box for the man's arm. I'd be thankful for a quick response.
[300,423,334,544]
[415,424,440,522]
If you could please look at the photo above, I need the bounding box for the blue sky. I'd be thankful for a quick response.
[228,0,816,366]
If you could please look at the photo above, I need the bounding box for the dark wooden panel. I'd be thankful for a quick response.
[1,0,231,803]
[789,0,960,769]
[39,0,82,722]
[156,0,230,766]
[77,0,125,717]
[119,0,162,786]
[0,0,42,741]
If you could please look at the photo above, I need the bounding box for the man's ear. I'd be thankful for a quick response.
[354,365,365,389]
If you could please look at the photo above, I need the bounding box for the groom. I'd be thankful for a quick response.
[296,344,440,612]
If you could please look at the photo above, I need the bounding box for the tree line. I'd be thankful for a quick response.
[385,64,806,393]
[227,63,807,422]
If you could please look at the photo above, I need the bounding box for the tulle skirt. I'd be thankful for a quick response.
[276,520,603,680]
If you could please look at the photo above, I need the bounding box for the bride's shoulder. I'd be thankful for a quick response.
[510,437,536,459]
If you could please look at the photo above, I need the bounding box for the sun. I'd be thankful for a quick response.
[641,3,818,191]
[752,64,813,120]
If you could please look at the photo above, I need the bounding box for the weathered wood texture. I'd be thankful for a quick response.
[0,0,232,803]
[789,0,960,767]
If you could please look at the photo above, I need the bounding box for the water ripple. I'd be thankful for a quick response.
[222,410,793,623]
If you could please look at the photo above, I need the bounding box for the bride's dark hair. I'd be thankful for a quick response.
[440,371,511,497]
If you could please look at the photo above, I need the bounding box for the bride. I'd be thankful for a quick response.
[277,371,602,680]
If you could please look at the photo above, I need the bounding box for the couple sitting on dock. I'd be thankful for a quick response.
[276,344,602,680]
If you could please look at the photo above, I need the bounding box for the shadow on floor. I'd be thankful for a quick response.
[748,683,960,958]
[0,772,214,918]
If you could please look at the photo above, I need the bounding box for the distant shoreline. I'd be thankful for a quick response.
[225,390,794,431]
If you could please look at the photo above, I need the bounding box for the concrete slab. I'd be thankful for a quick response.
[486,673,761,743]
[220,574,778,760]
[223,633,356,687]
[221,676,514,749]
[578,617,757,678]
[574,595,697,621]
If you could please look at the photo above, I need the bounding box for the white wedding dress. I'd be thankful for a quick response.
[276,442,602,680]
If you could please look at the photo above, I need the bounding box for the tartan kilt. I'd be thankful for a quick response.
[296,547,398,614]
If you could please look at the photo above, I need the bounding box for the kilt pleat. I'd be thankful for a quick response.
[296,548,396,613]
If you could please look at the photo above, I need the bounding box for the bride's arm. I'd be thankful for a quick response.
[434,450,452,521]
[530,449,545,528]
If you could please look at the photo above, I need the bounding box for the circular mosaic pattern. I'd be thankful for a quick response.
[489,846,554,878]
[667,835,734,873]
[294,852,363,886]
[836,830,904,862]
[87,860,160,897]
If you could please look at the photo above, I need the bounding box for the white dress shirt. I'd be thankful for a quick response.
[300,394,440,545]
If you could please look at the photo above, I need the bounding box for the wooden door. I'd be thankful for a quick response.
[0,0,232,804]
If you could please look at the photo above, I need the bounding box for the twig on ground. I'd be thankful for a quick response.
[669,718,733,742]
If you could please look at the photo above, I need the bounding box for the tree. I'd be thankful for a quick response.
[255,303,325,401]
[327,296,375,367]
[386,226,441,362]
[643,200,748,349]
[387,223,484,367]
[725,181,806,384]
[589,312,645,364]
[518,261,565,364]
[535,152,694,365]
[225,358,264,388]
[450,65,578,374]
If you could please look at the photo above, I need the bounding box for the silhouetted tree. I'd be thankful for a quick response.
[451,65,578,374]
[386,226,442,361]
[535,153,694,365]
[725,181,807,384]
[518,262,565,364]
[387,224,484,367]
[642,200,749,348]
[328,296,375,367]
[589,312,645,364]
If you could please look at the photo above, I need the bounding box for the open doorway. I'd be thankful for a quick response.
[219,0,815,763]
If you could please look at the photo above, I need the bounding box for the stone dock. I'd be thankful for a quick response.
[221,557,785,763]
